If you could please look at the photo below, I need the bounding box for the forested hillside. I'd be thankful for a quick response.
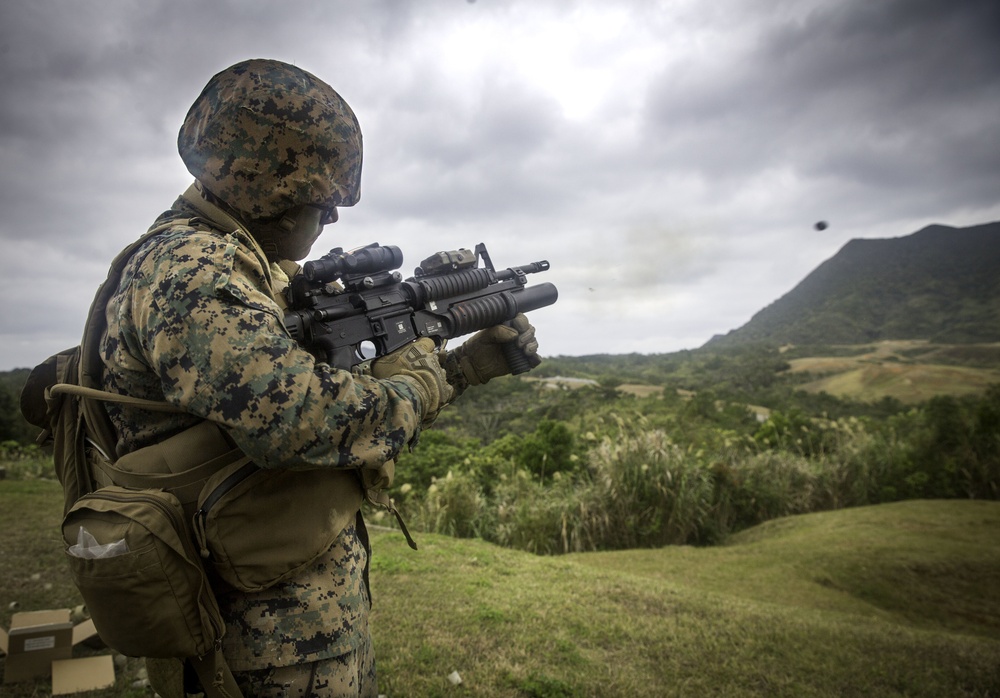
[707,221,1000,347]
[2,341,999,554]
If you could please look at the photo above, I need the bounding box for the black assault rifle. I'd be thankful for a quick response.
[283,242,558,371]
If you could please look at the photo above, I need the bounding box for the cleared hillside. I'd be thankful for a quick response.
[784,340,1000,403]
[570,499,1000,640]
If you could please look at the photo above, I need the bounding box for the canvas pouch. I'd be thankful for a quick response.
[192,462,363,593]
[62,486,224,658]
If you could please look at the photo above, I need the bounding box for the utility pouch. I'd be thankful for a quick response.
[99,420,245,520]
[193,463,363,593]
[62,486,224,659]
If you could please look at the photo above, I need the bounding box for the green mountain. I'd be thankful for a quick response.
[706,221,1000,347]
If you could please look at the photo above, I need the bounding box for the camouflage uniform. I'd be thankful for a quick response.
[93,58,533,698]
[99,191,421,695]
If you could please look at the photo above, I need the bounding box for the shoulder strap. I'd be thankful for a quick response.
[190,649,243,698]
[77,219,193,459]
[180,183,245,234]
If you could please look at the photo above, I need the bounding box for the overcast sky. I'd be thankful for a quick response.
[1,0,998,370]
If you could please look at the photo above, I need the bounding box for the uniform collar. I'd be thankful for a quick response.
[179,181,277,292]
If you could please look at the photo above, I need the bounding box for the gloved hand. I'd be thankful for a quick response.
[372,338,454,425]
[441,313,540,393]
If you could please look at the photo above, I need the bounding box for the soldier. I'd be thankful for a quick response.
[99,59,540,697]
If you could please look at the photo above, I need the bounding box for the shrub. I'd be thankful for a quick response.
[408,469,493,539]
[581,429,714,549]
[491,469,579,554]
[0,441,55,480]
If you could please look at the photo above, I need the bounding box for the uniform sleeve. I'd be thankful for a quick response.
[128,229,425,471]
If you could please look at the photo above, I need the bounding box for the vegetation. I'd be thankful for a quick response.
[3,338,1000,694]
[4,221,999,693]
[0,368,35,445]
[3,341,999,554]
[371,341,999,553]
[386,383,999,553]
[2,481,997,696]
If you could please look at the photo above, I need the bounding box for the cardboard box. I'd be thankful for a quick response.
[52,656,116,695]
[0,609,73,683]
[1,608,110,692]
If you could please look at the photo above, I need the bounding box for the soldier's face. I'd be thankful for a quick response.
[279,206,338,261]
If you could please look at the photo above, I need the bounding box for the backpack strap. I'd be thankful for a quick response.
[190,648,244,698]
[48,383,188,412]
[76,219,194,458]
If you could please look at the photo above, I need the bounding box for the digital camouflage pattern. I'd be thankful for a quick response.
[98,193,424,675]
[222,521,374,680]
[178,59,363,220]
[234,593,377,698]
[100,196,424,467]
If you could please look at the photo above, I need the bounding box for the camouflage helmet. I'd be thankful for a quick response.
[178,59,362,219]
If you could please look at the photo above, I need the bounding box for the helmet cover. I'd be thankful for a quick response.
[178,59,362,219]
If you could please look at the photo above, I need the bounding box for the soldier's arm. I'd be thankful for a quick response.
[130,230,429,470]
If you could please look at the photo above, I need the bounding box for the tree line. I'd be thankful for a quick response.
[3,347,998,553]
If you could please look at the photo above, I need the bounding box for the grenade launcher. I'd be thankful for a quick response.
[283,242,558,372]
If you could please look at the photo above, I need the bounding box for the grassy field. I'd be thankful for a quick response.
[2,479,998,697]
[786,341,1000,403]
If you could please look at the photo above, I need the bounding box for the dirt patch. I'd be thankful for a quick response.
[617,384,665,398]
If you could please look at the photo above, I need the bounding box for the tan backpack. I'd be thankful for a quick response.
[21,216,379,697]
[20,224,245,698]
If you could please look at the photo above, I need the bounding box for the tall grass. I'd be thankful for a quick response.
[6,396,996,557]
[574,430,715,549]
[395,408,999,554]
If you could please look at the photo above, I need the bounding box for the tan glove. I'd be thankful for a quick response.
[372,338,454,425]
[441,313,540,393]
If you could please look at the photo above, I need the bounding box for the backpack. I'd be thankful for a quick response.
[20,224,245,698]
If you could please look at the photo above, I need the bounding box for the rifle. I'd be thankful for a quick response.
[283,242,558,371]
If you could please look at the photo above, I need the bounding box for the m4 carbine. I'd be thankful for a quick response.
[283,242,558,372]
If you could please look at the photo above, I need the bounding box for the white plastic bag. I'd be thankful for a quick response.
[67,525,129,559]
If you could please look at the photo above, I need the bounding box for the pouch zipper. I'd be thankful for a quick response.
[193,460,259,559]
[84,488,187,542]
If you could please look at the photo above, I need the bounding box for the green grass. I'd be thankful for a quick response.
[799,363,1000,403]
[568,500,1000,639]
[2,480,999,697]
[370,499,1000,697]
[785,341,1000,403]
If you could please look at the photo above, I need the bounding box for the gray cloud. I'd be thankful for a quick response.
[1,0,998,369]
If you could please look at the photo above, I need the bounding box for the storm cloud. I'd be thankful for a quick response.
[1,0,998,368]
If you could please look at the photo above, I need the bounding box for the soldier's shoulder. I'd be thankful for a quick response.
[121,225,232,299]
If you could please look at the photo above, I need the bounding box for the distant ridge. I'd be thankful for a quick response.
[705,221,1000,347]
